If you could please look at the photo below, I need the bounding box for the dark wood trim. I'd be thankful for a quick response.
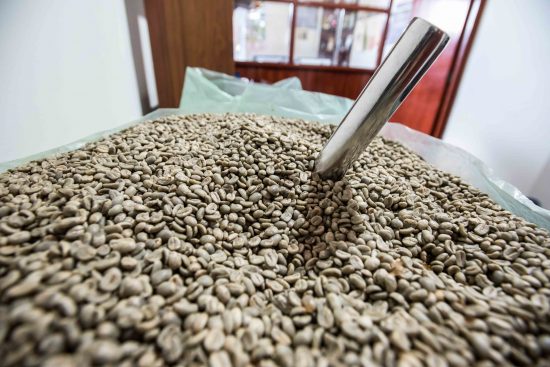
[376,0,393,66]
[236,61,375,74]
[296,1,390,13]
[236,63,374,99]
[289,1,298,64]
[431,0,486,137]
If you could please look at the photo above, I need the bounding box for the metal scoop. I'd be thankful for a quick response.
[314,17,449,180]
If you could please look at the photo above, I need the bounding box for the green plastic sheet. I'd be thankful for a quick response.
[179,67,353,124]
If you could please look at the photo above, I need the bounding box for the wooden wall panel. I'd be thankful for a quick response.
[236,63,373,100]
[145,0,235,107]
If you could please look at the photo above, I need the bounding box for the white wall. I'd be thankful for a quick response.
[0,0,143,162]
[444,0,550,208]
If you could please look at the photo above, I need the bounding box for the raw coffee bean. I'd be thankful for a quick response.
[119,277,142,297]
[157,325,184,363]
[99,268,122,292]
[74,244,97,261]
[204,328,225,352]
[110,238,136,254]
[249,192,262,203]
[317,305,334,329]
[7,231,31,244]
[365,256,380,271]
[0,113,549,366]
[87,340,122,364]
[209,350,232,367]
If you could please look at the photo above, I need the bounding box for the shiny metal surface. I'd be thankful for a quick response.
[314,17,449,180]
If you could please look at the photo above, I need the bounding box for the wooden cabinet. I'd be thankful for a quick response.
[145,0,484,136]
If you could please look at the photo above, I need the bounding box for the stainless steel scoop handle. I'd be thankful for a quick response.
[314,17,449,180]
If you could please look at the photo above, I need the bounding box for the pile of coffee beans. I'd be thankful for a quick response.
[0,113,549,366]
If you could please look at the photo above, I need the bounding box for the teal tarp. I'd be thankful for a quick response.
[179,67,353,124]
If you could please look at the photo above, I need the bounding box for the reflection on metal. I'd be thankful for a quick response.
[314,17,449,180]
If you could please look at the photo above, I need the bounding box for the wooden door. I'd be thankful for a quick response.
[144,0,235,107]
